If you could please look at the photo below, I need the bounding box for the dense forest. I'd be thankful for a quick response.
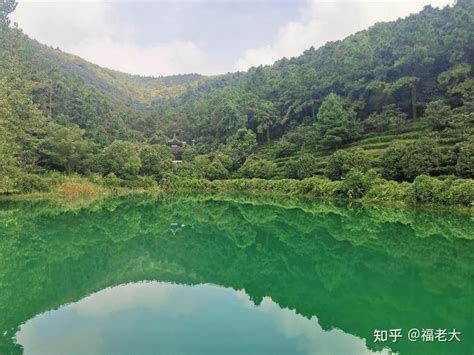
[0,0,473,206]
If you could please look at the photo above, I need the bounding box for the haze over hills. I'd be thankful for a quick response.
[0,0,473,196]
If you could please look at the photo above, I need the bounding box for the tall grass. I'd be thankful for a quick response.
[55,179,105,202]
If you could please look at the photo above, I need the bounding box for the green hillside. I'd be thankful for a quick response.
[0,0,473,206]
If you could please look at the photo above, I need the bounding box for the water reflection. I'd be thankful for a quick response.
[16,282,386,355]
[0,194,472,354]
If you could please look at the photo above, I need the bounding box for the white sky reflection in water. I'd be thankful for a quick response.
[16,281,389,355]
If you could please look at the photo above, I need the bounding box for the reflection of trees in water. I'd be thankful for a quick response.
[0,195,472,354]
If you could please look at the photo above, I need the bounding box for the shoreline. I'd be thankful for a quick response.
[1,176,472,215]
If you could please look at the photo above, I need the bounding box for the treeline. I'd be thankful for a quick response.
[0,0,473,207]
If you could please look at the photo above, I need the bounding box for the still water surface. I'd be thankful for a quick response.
[0,194,472,354]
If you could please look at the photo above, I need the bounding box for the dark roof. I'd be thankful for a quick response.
[168,134,183,146]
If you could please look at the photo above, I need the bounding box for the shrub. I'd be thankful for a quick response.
[214,152,235,171]
[87,173,105,185]
[337,170,375,199]
[160,175,472,207]
[161,177,214,192]
[381,139,441,181]
[238,157,277,179]
[170,161,201,179]
[446,179,474,207]
[380,142,406,181]
[14,174,51,193]
[284,154,320,179]
[121,175,157,189]
[400,139,442,181]
[0,175,18,194]
[408,175,444,204]
[299,177,339,197]
[365,179,411,202]
[205,161,229,180]
[325,148,370,180]
[103,173,122,188]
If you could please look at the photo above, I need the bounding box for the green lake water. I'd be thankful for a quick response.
[0,194,472,354]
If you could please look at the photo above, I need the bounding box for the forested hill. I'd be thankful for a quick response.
[0,23,204,142]
[167,0,473,145]
[1,0,473,197]
[1,30,204,105]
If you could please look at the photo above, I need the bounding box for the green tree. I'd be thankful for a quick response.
[316,93,355,148]
[213,152,234,171]
[0,79,47,171]
[0,124,20,193]
[0,0,17,27]
[438,63,472,96]
[98,140,141,179]
[387,76,420,120]
[455,142,474,178]
[223,128,257,169]
[364,105,407,132]
[38,123,95,173]
[181,145,198,163]
[149,131,169,145]
[193,88,248,143]
[254,100,277,143]
[139,144,173,180]
[272,139,298,158]
[423,100,452,131]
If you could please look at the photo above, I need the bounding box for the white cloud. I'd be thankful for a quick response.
[11,0,456,75]
[12,1,124,47]
[11,0,208,76]
[70,38,207,76]
[234,0,455,71]
[253,296,390,354]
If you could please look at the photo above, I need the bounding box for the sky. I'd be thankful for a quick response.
[11,0,455,77]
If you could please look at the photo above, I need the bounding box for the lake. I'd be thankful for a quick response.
[0,194,472,354]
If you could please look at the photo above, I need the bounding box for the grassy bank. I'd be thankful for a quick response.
[1,172,473,212]
[162,175,474,211]
[1,174,161,209]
